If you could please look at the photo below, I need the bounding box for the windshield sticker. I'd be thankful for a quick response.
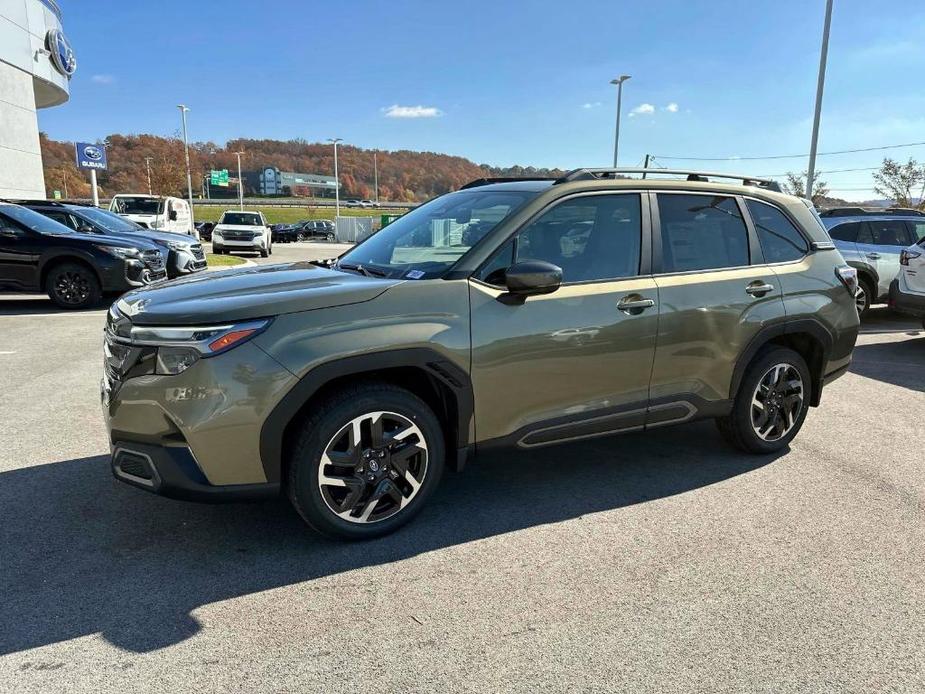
[405,269,425,279]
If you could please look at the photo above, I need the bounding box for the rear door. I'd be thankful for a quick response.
[649,192,784,413]
[857,220,917,298]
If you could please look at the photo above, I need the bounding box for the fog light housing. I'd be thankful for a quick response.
[155,346,201,375]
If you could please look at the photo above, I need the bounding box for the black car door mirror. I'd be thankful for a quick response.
[169,210,178,221]
[502,260,562,303]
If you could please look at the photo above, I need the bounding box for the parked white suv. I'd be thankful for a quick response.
[212,210,273,257]
[889,238,925,328]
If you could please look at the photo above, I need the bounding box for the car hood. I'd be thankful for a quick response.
[107,229,196,246]
[117,262,400,325]
[215,224,265,231]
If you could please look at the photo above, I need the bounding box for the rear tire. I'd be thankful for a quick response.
[287,383,445,540]
[716,347,811,454]
[856,278,874,315]
[260,248,269,258]
[45,262,102,310]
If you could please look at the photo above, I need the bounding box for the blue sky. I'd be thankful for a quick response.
[40,0,925,200]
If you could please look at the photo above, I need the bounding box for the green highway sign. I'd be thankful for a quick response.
[209,169,229,187]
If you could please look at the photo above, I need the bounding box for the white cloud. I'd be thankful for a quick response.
[91,74,115,84]
[629,103,655,117]
[581,102,602,110]
[664,102,679,113]
[382,104,443,119]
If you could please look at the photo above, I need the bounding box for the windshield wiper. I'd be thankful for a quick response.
[337,261,388,277]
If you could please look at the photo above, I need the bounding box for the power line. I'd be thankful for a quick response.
[758,166,880,176]
[654,140,925,162]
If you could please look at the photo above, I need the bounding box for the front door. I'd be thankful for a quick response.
[469,192,659,447]
[857,220,919,298]
[0,214,41,289]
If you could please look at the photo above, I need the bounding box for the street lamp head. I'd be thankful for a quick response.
[177,104,190,112]
[328,137,343,144]
[610,75,631,85]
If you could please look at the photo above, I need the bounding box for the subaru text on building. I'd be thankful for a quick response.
[103,169,859,539]
[0,202,166,309]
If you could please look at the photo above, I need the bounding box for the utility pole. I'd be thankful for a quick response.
[805,0,833,201]
[144,157,153,195]
[373,151,379,205]
[328,138,343,217]
[62,167,68,198]
[642,153,650,179]
[90,170,99,207]
[177,105,195,231]
[235,151,245,211]
[610,75,631,167]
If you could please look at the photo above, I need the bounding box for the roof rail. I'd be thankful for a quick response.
[0,199,67,207]
[555,168,783,193]
[459,176,556,190]
[819,206,925,218]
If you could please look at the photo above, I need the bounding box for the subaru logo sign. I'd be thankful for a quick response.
[46,29,77,78]
[75,142,108,171]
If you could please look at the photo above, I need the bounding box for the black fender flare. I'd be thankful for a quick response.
[729,319,834,407]
[38,250,105,288]
[846,259,879,288]
[259,348,473,482]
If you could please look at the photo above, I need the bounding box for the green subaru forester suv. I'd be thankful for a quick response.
[103,169,860,539]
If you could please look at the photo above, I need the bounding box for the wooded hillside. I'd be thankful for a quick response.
[40,133,565,201]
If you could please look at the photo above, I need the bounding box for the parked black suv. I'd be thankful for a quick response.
[19,201,207,279]
[0,202,167,309]
[297,219,336,241]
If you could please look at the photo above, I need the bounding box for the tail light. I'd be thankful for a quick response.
[835,265,858,296]
[899,248,922,266]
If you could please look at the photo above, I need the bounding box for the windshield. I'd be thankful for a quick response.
[0,205,74,234]
[220,212,263,225]
[337,190,533,278]
[76,207,144,232]
[112,197,164,215]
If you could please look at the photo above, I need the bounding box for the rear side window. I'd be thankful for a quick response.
[746,200,808,263]
[907,221,925,243]
[858,220,916,246]
[657,194,748,272]
[828,222,859,242]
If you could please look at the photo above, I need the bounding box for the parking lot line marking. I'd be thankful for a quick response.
[0,351,17,355]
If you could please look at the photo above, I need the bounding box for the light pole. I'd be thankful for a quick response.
[373,151,379,205]
[144,157,153,195]
[805,0,833,201]
[328,138,342,217]
[177,105,195,230]
[235,151,245,210]
[610,75,631,167]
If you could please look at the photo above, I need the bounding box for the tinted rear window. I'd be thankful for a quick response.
[828,222,859,242]
[746,200,808,263]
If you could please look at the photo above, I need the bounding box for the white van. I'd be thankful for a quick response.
[109,194,197,239]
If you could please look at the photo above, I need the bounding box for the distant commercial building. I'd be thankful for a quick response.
[0,0,72,198]
[244,167,339,197]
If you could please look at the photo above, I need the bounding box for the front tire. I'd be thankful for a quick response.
[856,278,874,315]
[717,347,811,454]
[45,262,102,309]
[287,383,445,540]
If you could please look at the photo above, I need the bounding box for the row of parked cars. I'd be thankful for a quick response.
[0,198,206,309]
[820,207,925,326]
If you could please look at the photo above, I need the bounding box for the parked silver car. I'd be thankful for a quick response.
[821,209,925,313]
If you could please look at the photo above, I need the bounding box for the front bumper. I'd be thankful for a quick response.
[213,237,264,251]
[100,258,167,291]
[110,441,279,502]
[889,278,925,317]
[168,249,207,277]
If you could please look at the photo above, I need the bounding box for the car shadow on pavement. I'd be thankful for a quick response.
[849,337,925,392]
[0,297,107,316]
[0,421,781,655]
[858,307,923,336]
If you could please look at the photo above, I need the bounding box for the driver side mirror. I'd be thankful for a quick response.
[501,260,562,304]
[169,210,178,221]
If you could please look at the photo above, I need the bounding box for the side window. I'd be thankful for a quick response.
[909,221,925,243]
[513,194,641,282]
[746,200,808,263]
[857,223,873,245]
[44,211,77,230]
[863,220,912,246]
[656,194,749,272]
[476,238,514,285]
[828,222,859,242]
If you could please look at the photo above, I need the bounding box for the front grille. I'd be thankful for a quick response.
[103,305,145,389]
[222,231,255,240]
[141,249,165,271]
[191,244,205,260]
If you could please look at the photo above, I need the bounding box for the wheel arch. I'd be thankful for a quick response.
[259,349,473,484]
[730,320,833,408]
[39,252,104,291]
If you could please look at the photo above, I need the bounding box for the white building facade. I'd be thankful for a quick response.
[0,0,71,198]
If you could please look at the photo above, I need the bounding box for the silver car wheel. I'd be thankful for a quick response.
[855,285,867,314]
[750,363,804,442]
[317,411,428,524]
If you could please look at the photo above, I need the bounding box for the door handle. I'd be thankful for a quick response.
[745,281,775,297]
[617,296,655,314]
[866,252,881,260]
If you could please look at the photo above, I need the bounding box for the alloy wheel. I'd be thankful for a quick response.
[750,363,804,441]
[53,271,91,305]
[855,285,867,314]
[317,411,428,524]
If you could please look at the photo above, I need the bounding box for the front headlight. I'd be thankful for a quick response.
[98,245,140,259]
[212,231,223,239]
[162,241,188,251]
[127,319,271,375]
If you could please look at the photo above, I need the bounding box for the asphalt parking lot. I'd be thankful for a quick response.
[1,244,923,693]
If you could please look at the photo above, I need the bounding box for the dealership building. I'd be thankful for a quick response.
[243,167,340,197]
[0,0,72,198]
